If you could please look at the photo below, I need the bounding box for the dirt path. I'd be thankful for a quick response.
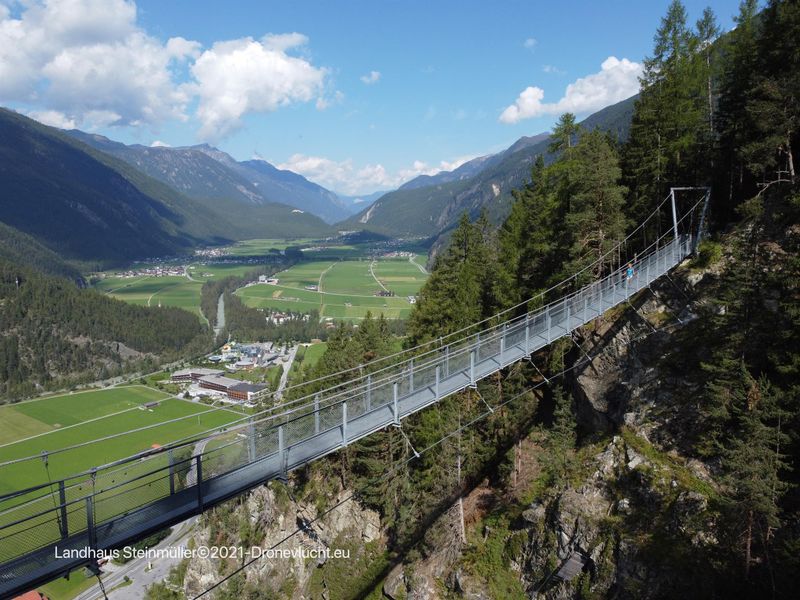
[409,254,428,275]
[369,260,390,292]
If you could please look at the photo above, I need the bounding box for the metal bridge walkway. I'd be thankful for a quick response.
[0,233,695,598]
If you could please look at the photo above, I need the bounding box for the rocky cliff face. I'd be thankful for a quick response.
[182,483,382,598]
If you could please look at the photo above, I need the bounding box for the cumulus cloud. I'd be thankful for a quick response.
[278,154,476,195]
[360,70,381,85]
[523,37,537,49]
[27,109,77,129]
[189,36,327,139]
[0,2,328,138]
[500,56,642,124]
[0,0,196,129]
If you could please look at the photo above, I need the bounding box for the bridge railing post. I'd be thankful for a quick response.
[444,345,450,377]
[278,425,288,479]
[524,313,530,355]
[168,448,175,495]
[58,481,68,539]
[366,374,372,411]
[85,496,96,548]
[393,382,399,425]
[342,402,348,445]
[546,308,552,343]
[500,323,507,356]
[470,350,476,386]
[409,358,414,392]
[248,418,257,462]
[435,365,440,399]
[195,455,203,511]
[583,294,588,324]
[314,394,320,434]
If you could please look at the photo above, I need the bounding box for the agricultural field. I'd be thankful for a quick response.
[227,238,318,255]
[0,386,242,493]
[0,386,170,446]
[372,257,429,297]
[236,256,428,320]
[92,263,264,321]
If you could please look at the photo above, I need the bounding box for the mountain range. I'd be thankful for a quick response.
[341,95,636,246]
[0,108,336,269]
[66,134,357,224]
[0,95,636,274]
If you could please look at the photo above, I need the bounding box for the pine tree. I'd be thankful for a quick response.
[548,112,581,154]
[407,213,496,345]
[622,0,710,220]
[720,371,789,582]
[741,0,799,186]
[564,129,629,281]
[715,0,761,215]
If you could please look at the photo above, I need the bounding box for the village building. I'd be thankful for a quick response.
[170,367,224,383]
[198,375,267,402]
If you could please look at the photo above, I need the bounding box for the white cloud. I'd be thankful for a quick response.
[500,56,641,124]
[278,153,477,195]
[150,140,171,147]
[262,32,308,51]
[189,36,327,140]
[315,90,344,111]
[542,64,565,75]
[523,37,537,49]
[0,2,328,138]
[27,109,77,129]
[0,0,194,129]
[360,70,381,85]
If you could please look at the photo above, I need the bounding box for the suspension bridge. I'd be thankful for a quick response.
[0,189,709,599]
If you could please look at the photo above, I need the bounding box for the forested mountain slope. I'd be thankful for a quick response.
[68,131,350,224]
[340,95,635,240]
[0,109,333,272]
[0,108,226,267]
[0,222,82,281]
[0,258,212,400]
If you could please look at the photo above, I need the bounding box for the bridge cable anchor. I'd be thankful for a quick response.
[393,423,420,458]
[569,334,599,372]
[471,387,494,414]
[527,357,551,387]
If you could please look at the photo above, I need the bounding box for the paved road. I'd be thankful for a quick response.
[73,517,197,600]
[274,345,298,401]
[213,293,225,338]
[186,438,211,488]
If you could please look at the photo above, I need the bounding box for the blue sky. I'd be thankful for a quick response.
[0,0,740,194]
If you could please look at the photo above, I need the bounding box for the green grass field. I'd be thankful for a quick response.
[236,257,428,320]
[228,238,317,255]
[0,388,242,494]
[93,263,266,321]
[0,386,171,446]
[373,257,429,297]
